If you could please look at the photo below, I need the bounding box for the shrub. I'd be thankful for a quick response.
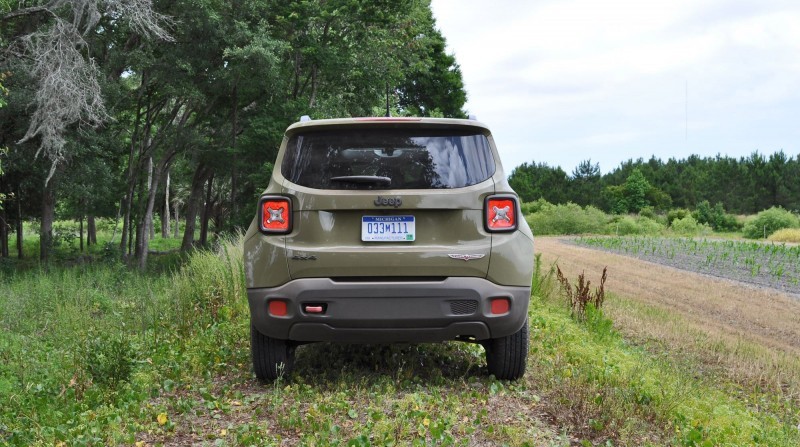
[83,332,135,386]
[742,207,800,239]
[766,228,800,243]
[692,201,741,232]
[670,215,710,236]
[525,202,609,235]
[607,216,665,236]
[520,198,551,215]
[667,209,690,226]
[638,206,657,219]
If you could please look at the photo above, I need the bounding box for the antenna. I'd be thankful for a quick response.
[385,82,391,117]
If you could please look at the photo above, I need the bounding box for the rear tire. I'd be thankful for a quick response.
[484,318,528,380]
[251,325,295,381]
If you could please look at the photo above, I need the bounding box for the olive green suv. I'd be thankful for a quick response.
[244,116,534,380]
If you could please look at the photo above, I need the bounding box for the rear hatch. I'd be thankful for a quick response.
[277,121,497,279]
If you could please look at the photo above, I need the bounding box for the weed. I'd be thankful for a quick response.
[83,332,135,387]
[556,264,608,321]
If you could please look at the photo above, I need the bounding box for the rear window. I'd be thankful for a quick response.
[280,128,496,189]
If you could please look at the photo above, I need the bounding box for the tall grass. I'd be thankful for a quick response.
[0,236,248,445]
[768,228,800,243]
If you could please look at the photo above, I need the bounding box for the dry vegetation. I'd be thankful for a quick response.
[537,237,800,407]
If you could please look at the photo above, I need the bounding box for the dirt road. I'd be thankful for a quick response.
[536,237,800,356]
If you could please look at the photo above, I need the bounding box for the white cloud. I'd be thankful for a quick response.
[431,0,800,173]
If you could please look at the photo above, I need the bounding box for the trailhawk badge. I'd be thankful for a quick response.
[448,254,486,261]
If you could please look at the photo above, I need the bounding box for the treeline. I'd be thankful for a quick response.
[509,152,800,215]
[0,0,467,266]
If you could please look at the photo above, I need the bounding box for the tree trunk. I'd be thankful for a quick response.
[79,215,84,253]
[181,164,211,251]
[40,181,55,262]
[0,208,8,258]
[136,160,166,270]
[230,81,238,229]
[162,169,170,238]
[173,204,180,239]
[147,156,155,241]
[200,173,214,247]
[16,190,23,259]
[87,215,97,245]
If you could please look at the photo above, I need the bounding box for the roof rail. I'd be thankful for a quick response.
[300,115,311,122]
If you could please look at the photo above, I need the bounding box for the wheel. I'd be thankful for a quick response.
[484,318,528,380]
[251,325,295,381]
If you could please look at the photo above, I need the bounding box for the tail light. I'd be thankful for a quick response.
[484,195,518,232]
[259,196,292,234]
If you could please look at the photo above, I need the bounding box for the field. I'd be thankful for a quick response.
[572,236,800,295]
[1,236,800,445]
[537,237,800,442]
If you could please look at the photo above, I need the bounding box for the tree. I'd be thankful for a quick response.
[2,0,172,183]
[396,2,466,118]
[569,159,600,206]
[508,162,569,204]
[624,169,650,213]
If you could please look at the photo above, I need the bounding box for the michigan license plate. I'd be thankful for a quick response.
[361,216,415,242]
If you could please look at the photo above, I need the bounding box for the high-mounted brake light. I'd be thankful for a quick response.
[484,195,518,232]
[259,196,292,234]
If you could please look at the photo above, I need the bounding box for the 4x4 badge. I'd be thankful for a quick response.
[374,196,402,207]
[448,254,485,261]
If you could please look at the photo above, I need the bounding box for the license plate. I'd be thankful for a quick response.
[361,216,415,242]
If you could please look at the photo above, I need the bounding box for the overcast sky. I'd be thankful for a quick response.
[430,0,800,175]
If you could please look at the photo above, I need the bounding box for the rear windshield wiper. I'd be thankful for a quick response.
[330,175,392,185]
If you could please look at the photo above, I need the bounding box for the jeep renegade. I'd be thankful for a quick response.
[244,116,534,380]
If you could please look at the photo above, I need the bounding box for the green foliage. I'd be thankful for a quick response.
[508,161,569,203]
[602,184,628,214]
[670,215,710,236]
[623,168,651,213]
[519,198,551,215]
[83,332,135,386]
[692,200,741,232]
[525,202,609,235]
[742,207,800,239]
[1,238,799,445]
[510,151,800,215]
[608,215,665,236]
[667,209,691,226]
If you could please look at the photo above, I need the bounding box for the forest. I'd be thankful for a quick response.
[509,151,800,216]
[0,0,467,267]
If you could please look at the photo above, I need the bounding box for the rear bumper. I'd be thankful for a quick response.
[247,277,530,343]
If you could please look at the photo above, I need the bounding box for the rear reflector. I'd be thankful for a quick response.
[490,298,510,315]
[268,300,287,317]
[259,196,292,234]
[303,304,325,314]
[484,195,518,232]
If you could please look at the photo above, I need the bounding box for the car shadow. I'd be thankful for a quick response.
[289,341,488,387]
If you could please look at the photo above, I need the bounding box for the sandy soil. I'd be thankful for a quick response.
[536,237,800,356]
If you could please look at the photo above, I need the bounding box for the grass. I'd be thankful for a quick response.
[2,220,198,274]
[1,242,799,445]
[769,228,800,243]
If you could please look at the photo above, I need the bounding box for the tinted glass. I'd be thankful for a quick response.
[281,129,496,189]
